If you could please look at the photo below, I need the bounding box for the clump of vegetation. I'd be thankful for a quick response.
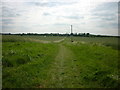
[2,41,58,88]
[2,35,65,42]
[2,35,119,88]
[65,43,119,88]
[72,36,119,50]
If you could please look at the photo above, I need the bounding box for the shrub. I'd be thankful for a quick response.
[2,58,13,67]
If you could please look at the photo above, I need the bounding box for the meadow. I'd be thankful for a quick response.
[2,35,119,88]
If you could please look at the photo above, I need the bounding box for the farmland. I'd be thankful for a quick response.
[2,35,120,88]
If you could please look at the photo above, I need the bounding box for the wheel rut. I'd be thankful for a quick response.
[44,43,80,88]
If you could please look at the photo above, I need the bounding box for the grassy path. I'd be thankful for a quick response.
[44,43,82,88]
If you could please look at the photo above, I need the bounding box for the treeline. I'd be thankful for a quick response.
[1,33,120,38]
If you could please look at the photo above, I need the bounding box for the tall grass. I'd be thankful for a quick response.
[71,37,119,50]
[2,35,65,42]
[2,35,119,88]
[65,42,119,88]
[2,42,59,88]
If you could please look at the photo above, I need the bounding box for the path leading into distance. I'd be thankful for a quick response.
[28,37,66,43]
[44,43,83,88]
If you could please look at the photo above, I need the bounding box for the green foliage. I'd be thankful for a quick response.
[2,35,65,42]
[65,43,119,88]
[2,42,58,88]
[71,37,119,50]
[2,35,119,88]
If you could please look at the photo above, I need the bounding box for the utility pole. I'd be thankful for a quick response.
[71,25,73,42]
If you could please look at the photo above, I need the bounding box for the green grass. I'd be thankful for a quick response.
[70,36,119,50]
[65,42,119,88]
[2,35,119,88]
[2,35,65,42]
[25,35,65,41]
[2,42,59,88]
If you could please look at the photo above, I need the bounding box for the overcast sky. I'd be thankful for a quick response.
[0,0,119,36]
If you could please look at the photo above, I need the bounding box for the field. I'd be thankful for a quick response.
[2,35,120,88]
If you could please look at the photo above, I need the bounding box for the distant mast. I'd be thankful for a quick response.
[71,25,72,35]
[71,25,73,42]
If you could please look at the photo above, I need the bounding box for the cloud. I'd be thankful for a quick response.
[26,2,75,7]
[97,22,118,28]
[2,18,14,25]
[43,12,51,16]
[89,2,118,31]
[92,2,117,17]
[94,2,118,11]
[1,0,118,36]
[62,16,84,20]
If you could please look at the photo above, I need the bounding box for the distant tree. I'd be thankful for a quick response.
[83,33,85,36]
[74,33,77,36]
[86,33,90,37]
[71,33,73,35]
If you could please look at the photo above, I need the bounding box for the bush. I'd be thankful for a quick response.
[16,56,31,65]
[2,58,13,67]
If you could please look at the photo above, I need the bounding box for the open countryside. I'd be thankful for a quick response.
[2,35,119,88]
[1,0,119,88]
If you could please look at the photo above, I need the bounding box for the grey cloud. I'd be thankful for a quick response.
[2,2,27,18]
[27,2,75,7]
[92,2,117,21]
[53,23,69,26]
[2,25,13,32]
[91,15,117,21]
[92,2,117,17]
[2,24,29,32]
[101,17,116,21]
[93,12,115,17]
[2,19,14,24]
[62,16,84,20]
[98,22,117,28]
[1,1,118,36]
[43,12,51,16]
[93,2,118,12]
[2,5,21,17]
